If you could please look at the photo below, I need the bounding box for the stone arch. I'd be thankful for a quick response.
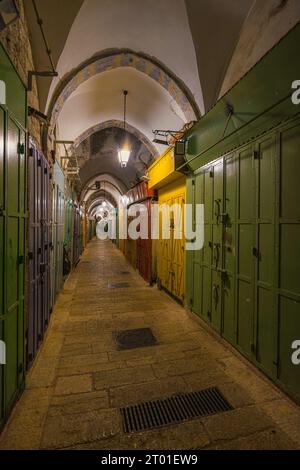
[48,49,201,130]
[73,120,158,159]
[80,173,124,206]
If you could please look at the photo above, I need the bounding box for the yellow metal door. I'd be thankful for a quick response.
[157,178,185,302]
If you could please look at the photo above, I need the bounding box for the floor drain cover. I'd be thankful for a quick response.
[121,387,232,433]
[108,282,130,289]
[114,328,157,350]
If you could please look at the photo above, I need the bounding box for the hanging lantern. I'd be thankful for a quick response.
[118,90,131,167]
[118,147,131,167]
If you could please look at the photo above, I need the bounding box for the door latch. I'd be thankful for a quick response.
[40,263,46,274]
[17,143,25,155]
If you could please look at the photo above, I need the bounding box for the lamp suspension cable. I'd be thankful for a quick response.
[123,90,128,131]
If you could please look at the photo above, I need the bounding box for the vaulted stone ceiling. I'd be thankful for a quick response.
[75,126,154,191]
[24,0,257,203]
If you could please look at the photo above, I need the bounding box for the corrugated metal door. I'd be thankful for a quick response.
[50,182,57,310]
[42,155,50,330]
[73,206,80,266]
[64,199,73,266]
[27,142,50,366]
[50,163,65,309]
[56,187,65,292]
[27,142,38,364]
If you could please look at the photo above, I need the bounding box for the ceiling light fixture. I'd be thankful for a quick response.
[118,90,131,168]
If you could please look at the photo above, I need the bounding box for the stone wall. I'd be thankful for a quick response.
[0,0,41,146]
[219,0,300,97]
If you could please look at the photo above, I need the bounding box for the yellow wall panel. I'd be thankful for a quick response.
[148,147,182,190]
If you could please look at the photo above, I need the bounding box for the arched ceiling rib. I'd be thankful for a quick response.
[46,0,204,115]
[25,0,257,115]
[86,192,118,213]
[73,120,158,159]
[56,67,186,155]
[80,174,124,206]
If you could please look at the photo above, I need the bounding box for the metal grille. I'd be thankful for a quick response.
[121,387,233,433]
[108,282,130,289]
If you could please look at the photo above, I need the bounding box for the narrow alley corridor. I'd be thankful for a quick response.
[0,239,299,450]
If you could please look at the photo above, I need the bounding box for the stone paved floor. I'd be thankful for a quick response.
[1,239,300,450]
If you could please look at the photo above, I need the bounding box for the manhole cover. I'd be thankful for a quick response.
[114,328,157,350]
[120,387,233,433]
[108,282,130,289]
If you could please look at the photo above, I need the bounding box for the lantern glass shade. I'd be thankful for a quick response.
[118,148,131,167]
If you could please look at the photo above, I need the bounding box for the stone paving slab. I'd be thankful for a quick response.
[1,239,300,450]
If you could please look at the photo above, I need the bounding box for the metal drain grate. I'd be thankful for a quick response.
[114,328,157,350]
[108,282,130,289]
[120,387,233,433]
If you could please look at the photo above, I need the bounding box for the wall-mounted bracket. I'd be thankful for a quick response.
[28,70,58,91]
[28,106,48,123]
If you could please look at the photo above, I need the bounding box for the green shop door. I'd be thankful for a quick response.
[189,158,223,333]
[222,152,238,345]
[0,112,26,428]
[277,122,300,399]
